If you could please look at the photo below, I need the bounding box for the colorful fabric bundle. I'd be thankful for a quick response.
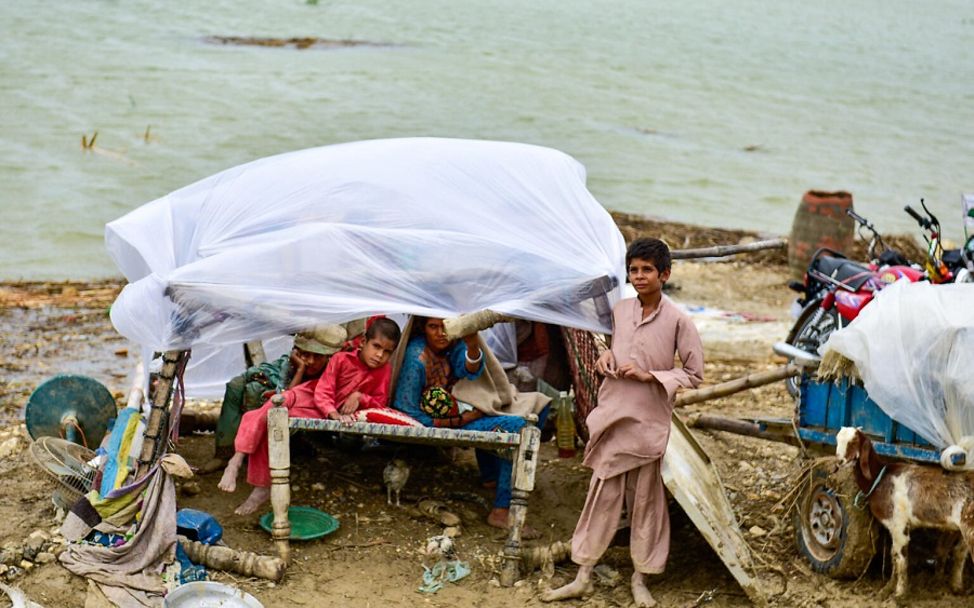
[420,387,461,419]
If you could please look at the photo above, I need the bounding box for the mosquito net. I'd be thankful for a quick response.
[105,138,626,395]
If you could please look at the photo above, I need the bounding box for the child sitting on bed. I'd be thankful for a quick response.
[219,319,406,515]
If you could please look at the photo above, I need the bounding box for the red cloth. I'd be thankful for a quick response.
[313,351,392,417]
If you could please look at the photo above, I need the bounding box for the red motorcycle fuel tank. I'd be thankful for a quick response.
[876,265,924,285]
[835,290,874,321]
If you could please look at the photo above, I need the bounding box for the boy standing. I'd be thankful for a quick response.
[542,238,704,607]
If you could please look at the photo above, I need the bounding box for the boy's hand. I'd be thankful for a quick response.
[338,413,357,426]
[339,391,361,414]
[596,351,618,378]
[617,363,655,384]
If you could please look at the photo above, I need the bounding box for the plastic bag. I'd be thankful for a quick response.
[823,280,974,448]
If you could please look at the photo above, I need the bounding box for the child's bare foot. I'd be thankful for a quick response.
[487,508,540,539]
[217,453,245,492]
[234,487,270,515]
[631,572,657,608]
[540,566,594,602]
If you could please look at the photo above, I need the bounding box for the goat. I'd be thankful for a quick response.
[835,427,974,598]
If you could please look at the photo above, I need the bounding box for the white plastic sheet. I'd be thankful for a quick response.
[106,138,626,395]
[823,280,974,448]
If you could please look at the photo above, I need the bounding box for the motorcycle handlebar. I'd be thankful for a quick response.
[904,205,932,230]
[846,208,870,227]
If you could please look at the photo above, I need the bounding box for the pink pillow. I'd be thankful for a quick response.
[354,408,424,427]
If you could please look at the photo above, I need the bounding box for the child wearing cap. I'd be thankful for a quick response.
[204,326,338,473]
[218,323,348,515]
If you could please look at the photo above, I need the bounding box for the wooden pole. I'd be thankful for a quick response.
[674,364,800,407]
[671,238,787,260]
[136,350,189,477]
[178,537,286,582]
[500,415,542,587]
[267,394,292,565]
[684,414,799,447]
[244,340,267,367]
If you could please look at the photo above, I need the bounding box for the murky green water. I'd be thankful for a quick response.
[1,0,972,279]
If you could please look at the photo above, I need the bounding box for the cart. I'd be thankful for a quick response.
[687,342,965,579]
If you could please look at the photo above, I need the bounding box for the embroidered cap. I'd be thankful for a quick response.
[293,324,347,356]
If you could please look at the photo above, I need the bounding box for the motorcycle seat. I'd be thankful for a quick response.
[812,256,874,290]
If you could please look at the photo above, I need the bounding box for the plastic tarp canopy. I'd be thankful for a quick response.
[105,138,626,396]
[823,280,974,448]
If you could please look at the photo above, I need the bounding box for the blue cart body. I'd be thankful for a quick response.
[797,375,944,464]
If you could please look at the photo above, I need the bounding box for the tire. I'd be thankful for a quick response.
[794,458,878,578]
[784,302,839,397]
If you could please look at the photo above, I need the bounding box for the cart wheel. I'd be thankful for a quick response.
[794,458,878,578]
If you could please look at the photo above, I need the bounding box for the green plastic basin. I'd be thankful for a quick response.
[258,506,339,541]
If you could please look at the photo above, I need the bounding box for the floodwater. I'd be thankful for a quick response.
[1,0,972,279]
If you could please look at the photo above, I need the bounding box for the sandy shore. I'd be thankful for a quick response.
[0,217,953,607]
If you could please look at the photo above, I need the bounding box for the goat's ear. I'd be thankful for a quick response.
[858,433,873,480]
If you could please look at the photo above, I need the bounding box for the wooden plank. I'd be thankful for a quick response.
[663,415,767,605]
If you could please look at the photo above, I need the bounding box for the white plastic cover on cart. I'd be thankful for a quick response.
[105,138,626,396]
[823,280,974,448]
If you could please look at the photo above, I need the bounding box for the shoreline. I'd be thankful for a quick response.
[0,212,927,296]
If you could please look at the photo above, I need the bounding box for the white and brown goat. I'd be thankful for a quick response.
[835,427,974,598]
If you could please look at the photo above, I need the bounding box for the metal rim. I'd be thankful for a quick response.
[801,485,845,561]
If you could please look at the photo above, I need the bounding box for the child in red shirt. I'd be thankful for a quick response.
[316,318,400,423]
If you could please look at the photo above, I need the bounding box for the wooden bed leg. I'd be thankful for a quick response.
[267,396,291,566]
[500,418,542,587]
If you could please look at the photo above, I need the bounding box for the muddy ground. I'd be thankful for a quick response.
[0,217,963,607]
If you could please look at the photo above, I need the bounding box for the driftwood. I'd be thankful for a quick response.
[675,364,800,407]
[671,238,787,260]
[178,537,285,582]
[519,539,571,574]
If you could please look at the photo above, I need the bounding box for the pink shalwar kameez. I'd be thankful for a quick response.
[235,351,394,488]
[572,296,703,574]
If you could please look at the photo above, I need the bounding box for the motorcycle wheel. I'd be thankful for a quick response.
[785,301,839,397]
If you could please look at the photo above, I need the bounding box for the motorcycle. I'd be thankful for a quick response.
[904,198,974,284]
[783,209,922,396]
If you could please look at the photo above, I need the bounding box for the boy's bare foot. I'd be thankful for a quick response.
[200,457,227,474]
[487,507,541,540]
[217,453,245,493]
[234,487,271,515]
[631,572,658,608]
[540,566,594,602]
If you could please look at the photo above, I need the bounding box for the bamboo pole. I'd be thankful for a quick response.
[178,537,285,582]
[675,363,800,407]
[671,238,787,260]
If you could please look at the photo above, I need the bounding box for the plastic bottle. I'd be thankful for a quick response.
[555,390,577,458]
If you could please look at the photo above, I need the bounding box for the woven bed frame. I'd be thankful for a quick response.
[266,409,541,586]
[143,327,599,587]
